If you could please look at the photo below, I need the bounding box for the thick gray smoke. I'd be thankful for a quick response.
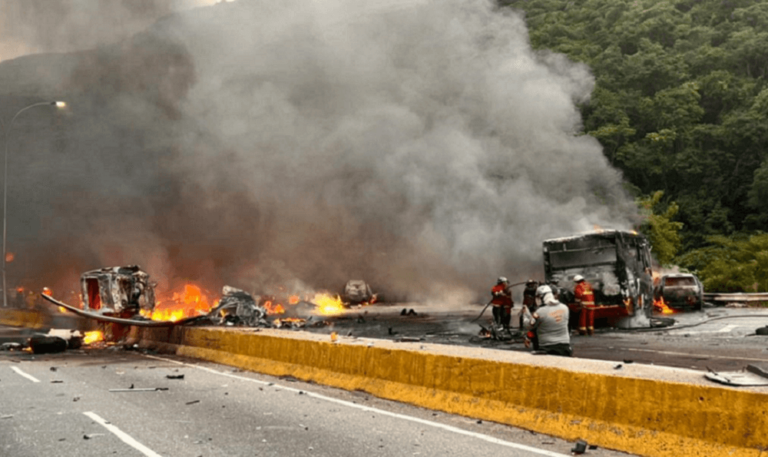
[0,0,220,62]
[0,0,635,302]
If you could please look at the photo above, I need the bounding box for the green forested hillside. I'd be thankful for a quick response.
[504,0,768,290]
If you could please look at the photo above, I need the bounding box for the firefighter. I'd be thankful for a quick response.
[25,291,36,310]
[14,287,25,308]
[574,275,596,335]
[521,285,572,356]
[490,277,514,331]
[519,279,538,329]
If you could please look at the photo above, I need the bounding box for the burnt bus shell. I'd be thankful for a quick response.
[543,230,654,328]
[80,265,156,317]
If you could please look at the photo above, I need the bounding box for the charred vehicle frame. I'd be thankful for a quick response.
[543,230,654,329]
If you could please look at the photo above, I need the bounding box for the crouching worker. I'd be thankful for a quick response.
[521,285,573,357]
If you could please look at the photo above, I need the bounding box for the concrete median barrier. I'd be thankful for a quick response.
[133,326,768,457]
[0,307,87,330]
[0,308,47,328]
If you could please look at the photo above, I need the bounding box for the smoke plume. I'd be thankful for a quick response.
[0,0,636,302]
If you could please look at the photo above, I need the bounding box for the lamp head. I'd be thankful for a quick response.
[54,101,66,108]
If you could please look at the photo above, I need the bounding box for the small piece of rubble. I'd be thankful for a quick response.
[571,439,588,454]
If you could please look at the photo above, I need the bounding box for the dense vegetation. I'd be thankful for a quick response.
[503,0,768,291]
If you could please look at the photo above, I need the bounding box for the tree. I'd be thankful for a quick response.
[504,0,768,253]
[637,191,682,266]
[678,234,768,292]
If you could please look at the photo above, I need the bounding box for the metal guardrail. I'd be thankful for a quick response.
[703,293,768,302]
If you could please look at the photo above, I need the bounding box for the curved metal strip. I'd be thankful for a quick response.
[41,293,206,327]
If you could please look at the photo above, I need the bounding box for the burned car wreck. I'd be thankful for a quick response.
[342,279,377,306]
[42,265,202,327]
[655,273,704,311]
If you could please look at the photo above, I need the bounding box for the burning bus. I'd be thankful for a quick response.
[542,230,654,329]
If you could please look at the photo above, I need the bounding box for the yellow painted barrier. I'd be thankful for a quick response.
[0,308,47,328]
[133,326,768,457]
[0,308,88,330]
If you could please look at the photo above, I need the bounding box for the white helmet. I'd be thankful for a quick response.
[535,285,552,298]
[573,275,585,282]
[497,276,508,285]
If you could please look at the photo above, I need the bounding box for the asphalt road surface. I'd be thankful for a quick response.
[0,346,635,457]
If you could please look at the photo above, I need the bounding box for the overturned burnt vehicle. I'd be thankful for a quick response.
[655,273,704,311]
[543,230,654,329]
[342,279,377,306]
[41,265,201,327]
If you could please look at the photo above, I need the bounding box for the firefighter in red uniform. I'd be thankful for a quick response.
[491,277,514,331]
[574,275,596,335]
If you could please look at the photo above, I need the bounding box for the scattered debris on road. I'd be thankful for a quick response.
[109,387,169,392]
[28,334,68,354]
[571,439,588,454]
[705,365,768,386]
[166,374,185,380]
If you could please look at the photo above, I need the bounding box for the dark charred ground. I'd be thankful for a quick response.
[297,303,768,374]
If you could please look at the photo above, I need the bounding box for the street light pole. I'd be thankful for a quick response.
[2,101,66,307]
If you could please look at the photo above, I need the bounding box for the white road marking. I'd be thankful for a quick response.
[11,366,40,383]
[144,354,570,457]
[670,324,739,335]
[626,348,768,363]
[717,324,738,333]
[83,411,163,457]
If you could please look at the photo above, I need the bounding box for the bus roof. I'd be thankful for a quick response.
[543,229,644,245]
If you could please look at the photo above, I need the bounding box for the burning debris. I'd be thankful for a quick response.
[40,265,373,338]
[41,266,201,328]
[653,297,676,315]
[83,330,105,345]
[148,284,214,322]
[210,286,267,327]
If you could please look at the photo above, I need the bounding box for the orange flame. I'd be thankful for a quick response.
[654,297,675,315]
[263,300,286,315]
[5,252,14,262]
[313,293,345,316]
[83,330,104,345]
[274,317,304,325]
[148,283,214,322]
